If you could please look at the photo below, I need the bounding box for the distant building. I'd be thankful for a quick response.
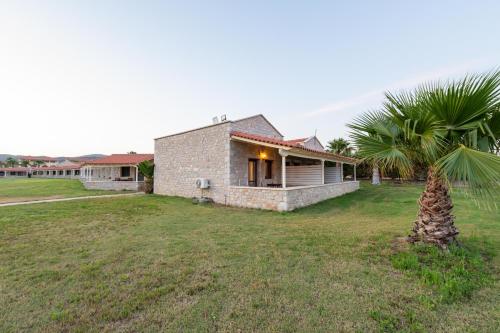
[80,154,154,191]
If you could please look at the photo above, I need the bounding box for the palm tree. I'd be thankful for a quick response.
[326,138,353,156]
[5,157,17,167]
[137,160,154,194]
[349,71,500,248]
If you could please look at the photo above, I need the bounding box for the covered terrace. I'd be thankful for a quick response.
[81,154,153,191]
[228,131,359,211]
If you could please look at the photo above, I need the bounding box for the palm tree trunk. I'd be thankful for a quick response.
[372,167,381,185]
[408,167,458,248]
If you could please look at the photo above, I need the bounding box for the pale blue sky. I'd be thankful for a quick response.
[1,1,498,155]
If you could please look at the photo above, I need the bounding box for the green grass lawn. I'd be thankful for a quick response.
[0,182,498,332]
[0,178,111,203]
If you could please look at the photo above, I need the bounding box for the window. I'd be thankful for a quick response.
[75,170,80,176]
[66,170,72,176]
[265,160,273,179]
[59,170,64,175]
[121,166,131,177]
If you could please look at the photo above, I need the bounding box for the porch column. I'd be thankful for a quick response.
[354,164,357,181]
[341,163,344,182]
[321,159,325,184]
[281,155,286,188]
[135,166,139,182]
[89,167,92,181]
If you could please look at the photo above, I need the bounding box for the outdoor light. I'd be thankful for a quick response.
[259,151,267,159]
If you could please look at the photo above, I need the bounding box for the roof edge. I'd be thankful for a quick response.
[154,114,284,140]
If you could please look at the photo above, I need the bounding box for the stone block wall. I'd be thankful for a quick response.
[227,181,359,211]
[154,122,231,203]
[303,136,325,151]
[231,115,283,139]
[229,141,282,187]
[285,181,359,210]
[82,181,143,191]
[227,186,286,210]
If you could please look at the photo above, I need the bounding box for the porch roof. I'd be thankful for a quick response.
[83,154,153,166]
[230,131,358,164]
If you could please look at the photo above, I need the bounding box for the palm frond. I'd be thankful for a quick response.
[436,145,500,207]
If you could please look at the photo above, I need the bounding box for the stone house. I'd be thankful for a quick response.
[154,114,359,211]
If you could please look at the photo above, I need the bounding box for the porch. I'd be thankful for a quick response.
[228,133,359,211]
[80,164,145,191]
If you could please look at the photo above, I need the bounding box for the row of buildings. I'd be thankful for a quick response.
[1,114,359,211]
[0,154,154,192]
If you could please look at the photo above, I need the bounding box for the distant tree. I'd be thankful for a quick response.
[128,151,137,154]
[33,160,45,167]
[20,160,30,167]
[137,160,154,194]
[5,157,17,167]
[326,138,353,156]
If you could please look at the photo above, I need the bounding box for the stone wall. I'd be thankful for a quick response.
[227,186,286,210]
[303,136,325,151]
[154,122,231,203]
[227,181,359,211]
[229,141,282,186]
[284,181,359,211]
[82,180,143,191]
[231,115,283,139]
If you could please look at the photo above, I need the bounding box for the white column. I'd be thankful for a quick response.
[135,166,139,182]
[354,164,357,181]
[281,155,287,188]
[321,159,325,184]
[89,167,92,181]
[341,163,344,182]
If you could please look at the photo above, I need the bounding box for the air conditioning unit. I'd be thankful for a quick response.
[196,178,210,189]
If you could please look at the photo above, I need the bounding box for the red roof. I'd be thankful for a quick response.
[284,137,308,145]
[0,164,82,172]
[230,131,357,163]
[18,155,57,162]
[0,167,30,172]
[84,154,154,165]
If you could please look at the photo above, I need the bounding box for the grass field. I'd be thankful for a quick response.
[0,178,111,203]
[0,182,498,332]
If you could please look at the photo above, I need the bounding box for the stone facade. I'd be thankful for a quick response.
[228,181,359,211]
[154,122,231,203]
[227,186,286,210]
[230,141,282,187]
[231,115,283,139]
[83,181,144,191]
[284,181,359,211]
[303,136,325,151]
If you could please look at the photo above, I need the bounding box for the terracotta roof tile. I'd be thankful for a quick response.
[283,138,308,145]
[84,154,154,165]
[0,164,82,172]
[230,131,357,163]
